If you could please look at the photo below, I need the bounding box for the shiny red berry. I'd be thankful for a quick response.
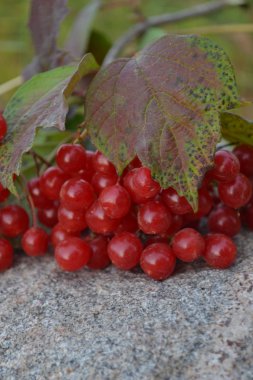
[55,237,91,271]
[138,200,172,234]
[86,236,111,270]
[218,173,252,209]
[56,144,86,174]
[93,151,117,176]
[108,232,142,270]
[233,144,253,177]
[51,223,80,247]
[0,113,7,141]
[132,167,160,199]
[60,178,96,210]
[91,171,118,194]
[211,150,240,182]
[208,205,241,237]
[0,182,10,202]
[37,202,59,228]
[21,227,49,257]
[58,205,87,232]
[85,200,119,234]
[172,228,205,262]
[0,205,29,237]
[28,178,54,209]
[161,187,192,215]
[0,238,13,271]
[40,166,68,200]
[99,184,131,219]
[203,233,237,269]
[140,243,176,280]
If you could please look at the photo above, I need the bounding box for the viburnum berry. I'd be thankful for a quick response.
[37,202,59,228]
[172,228,205,262]
[218,173,252,209]
[208,205,241,237]
[242,203,253,230]
[60,178,96,210]
[0,113,7,141]
[140,243,176,280]
[107,232,142,270]
[56,144,86,175]
[28,177,54,209]
[40,166,68,200]
[203,233,237,269]
[51,223,80,247]
[233,144,253,177]
[123,170,149,204]
[91,171,118,194]
[86,235,111,270]
[161,187,192,215]
[144,235,168,247]
[92,151,117,176]
[0,205,29,237]
[166,213,183,236]
[138,200,172,234]
[85,200,119,234]
[132,167,160,199]
[55,237,91,271]
[0,238,13,271]
[194,188,213,219]
[58,205,87,232]
[99,184,131,219]
[21,227,49,257]
[210,150,240,182]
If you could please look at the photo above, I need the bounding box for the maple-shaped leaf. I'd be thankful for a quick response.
[1,54,99,192]
[85,35,240,210]
[221,112,253,145]
[23,0,71,80]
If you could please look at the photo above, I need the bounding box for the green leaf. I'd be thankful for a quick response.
[85,35,240,210]
[87,30,112,65]
[1,53,99,192]
[221,112,253,145]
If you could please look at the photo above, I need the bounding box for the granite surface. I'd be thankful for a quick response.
[0,231,253,380]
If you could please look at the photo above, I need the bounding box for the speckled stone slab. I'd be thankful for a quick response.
[0,231,253,380]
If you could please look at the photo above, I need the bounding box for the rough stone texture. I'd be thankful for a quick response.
[0,231,253,380]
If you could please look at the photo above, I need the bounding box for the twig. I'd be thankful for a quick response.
[0,76,23,96]
[174,23,253,35]
[103,0,247,66]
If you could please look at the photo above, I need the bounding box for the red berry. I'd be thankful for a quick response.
[40,166,68,200]
[55,237,91,271]
[85,200,119,234]
[91,171,118,194]
[93,151,117,176]
[0,183,10,202]
[60,178,96,210]
[37,202,59,228]
[21,227,49,257]
[203,233,237,269]
[138,200,172,234]
[140,243,176,280]
[0,205,29,237]
[0,238,13,271]
[172,228,205,262]
[0,113,7,141]
[132,167,160,199]
[28,178,54,209]
[210,150,240,182]
[208,205,241,237]
[58,205,87,232]
[99,184,131,219]
[115,210,138,234]
[194,188,213,219]
[86,236,111,270]
[107,232,142,270]
[51,223,80,247]
[233,144,253,177]
[218,173,252,209]
[56,144,86,174]
[144,235,168,247]
[161,187,192,215]
[123,170,149,204]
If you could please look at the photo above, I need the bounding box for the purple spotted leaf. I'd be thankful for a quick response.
[85,35,240,210]
[23,0,71,80]
[1,54,99,192]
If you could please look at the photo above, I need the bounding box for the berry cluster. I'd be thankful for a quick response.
[0,112,253,280]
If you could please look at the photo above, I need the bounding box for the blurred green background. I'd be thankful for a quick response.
[1,0,253,110]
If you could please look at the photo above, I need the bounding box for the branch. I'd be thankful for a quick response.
[0,76,23,97]
[103,0,248,66]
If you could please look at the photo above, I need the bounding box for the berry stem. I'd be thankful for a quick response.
[73,123,88,144]
[18,175,38,228]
